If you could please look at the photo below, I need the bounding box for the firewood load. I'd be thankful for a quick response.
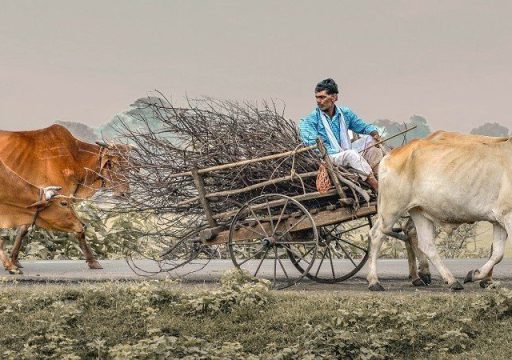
[116,96,371,215]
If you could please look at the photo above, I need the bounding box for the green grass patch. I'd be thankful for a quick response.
[1,271,512,359]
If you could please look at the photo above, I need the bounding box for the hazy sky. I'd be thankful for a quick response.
[1,0,511,132]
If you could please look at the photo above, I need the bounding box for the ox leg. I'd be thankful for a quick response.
[402,219,423,286]
[0,237,21,275]
[465,223,506,285]
[367,218,386,291]
[479,268,494,289]
[367,214,402,291]
[404,240,418,280]
[417,251,431,285]
[11,225,29,268]
[404,239,429,286]
[409,210,462,290]
[404,219,432,285]
[412,245,432,285]
[77,232,103,270]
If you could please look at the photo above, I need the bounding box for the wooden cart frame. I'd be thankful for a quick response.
[167,139,377,289]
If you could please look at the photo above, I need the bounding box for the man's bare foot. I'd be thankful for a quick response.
[367,174,378,193]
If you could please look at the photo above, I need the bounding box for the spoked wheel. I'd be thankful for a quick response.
[157,229,216,271]
[228,194,319,289]
[290,216,373,283]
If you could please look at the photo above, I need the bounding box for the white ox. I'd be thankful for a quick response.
[367,131,511,291]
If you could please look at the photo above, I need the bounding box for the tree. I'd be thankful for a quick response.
[373,119,404,147]
[470,122,509,137]
[408,115,431,140]
[373,115,432,148]
[98,96,175,142]
[55,121,99,142]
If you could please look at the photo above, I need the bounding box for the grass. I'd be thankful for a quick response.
[1,270,512,359]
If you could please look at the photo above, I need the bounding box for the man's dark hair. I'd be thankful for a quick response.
[315,78,339,94]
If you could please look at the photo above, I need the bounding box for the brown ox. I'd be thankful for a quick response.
[368,131,512,291]
[0,124,131,269]
[0,159,83,273]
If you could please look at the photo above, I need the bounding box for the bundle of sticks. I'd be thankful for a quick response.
[115,96,356,217]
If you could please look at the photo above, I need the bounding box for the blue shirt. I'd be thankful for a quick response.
[299,106,378,155]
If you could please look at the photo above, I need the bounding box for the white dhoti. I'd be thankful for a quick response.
[318,107,383,180]
[329,135,383,180]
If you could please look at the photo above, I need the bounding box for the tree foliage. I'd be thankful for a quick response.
[55,120,99,143]
[470,122,509,137]
[373,114,432,148]
[98,96,175,142]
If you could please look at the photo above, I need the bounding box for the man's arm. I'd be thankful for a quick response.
[299,115,319,147]
[343,107,381,141]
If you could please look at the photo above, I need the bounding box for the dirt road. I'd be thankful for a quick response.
[3,258,512,292]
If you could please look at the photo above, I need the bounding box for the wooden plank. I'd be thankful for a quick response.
[176,171,318,207]
[212,189,340,220]
[207,171,318,199]
[168,144,317,178]
[206,203,376,245]
[310,203,376,229]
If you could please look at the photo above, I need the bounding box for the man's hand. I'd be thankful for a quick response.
[370,131,382,143]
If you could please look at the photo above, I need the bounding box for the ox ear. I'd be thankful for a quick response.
[100,155,111,172]
[27,200,46,208]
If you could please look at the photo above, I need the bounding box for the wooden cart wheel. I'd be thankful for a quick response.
[289,216,373,283]
[158,229,206,268]
[228,194,319,289]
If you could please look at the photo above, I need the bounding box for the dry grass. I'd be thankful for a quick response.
[1,272,512,359]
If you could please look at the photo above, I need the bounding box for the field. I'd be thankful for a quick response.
[2,270,512,359]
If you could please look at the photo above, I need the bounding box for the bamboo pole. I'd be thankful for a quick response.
[359,125,418,153]
[168,144,317,178]
[191,168,217,228]
[176,171,318,207]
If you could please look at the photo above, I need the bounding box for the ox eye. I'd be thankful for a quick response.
[60,201,69,207]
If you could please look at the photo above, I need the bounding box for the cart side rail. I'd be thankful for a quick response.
[169,140,365,223]
[168,144,317,179]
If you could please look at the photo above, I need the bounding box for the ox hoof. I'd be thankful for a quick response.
[418,272,432,285]
[449,281,464,291]
[87,261,103,270]
[369,283,386,292]
[464,269,480,284]
[8,268,22,275]
[412,278,427,287]
[480,279,493,289]
[13,261,23,268]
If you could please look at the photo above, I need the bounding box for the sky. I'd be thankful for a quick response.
[1,0,511,132]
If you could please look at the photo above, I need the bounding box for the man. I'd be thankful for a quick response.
[299,78,382,191]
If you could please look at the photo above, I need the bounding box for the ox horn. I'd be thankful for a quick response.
[42,186,62,200]
[52,194,85,202]
[27,186,64,208]
[96,141,110,148]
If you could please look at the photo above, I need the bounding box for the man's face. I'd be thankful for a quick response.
[315,90,338,112]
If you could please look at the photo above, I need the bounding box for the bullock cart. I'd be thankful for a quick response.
[162,139,377,289]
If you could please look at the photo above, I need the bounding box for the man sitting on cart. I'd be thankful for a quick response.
[299,78,383,192]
